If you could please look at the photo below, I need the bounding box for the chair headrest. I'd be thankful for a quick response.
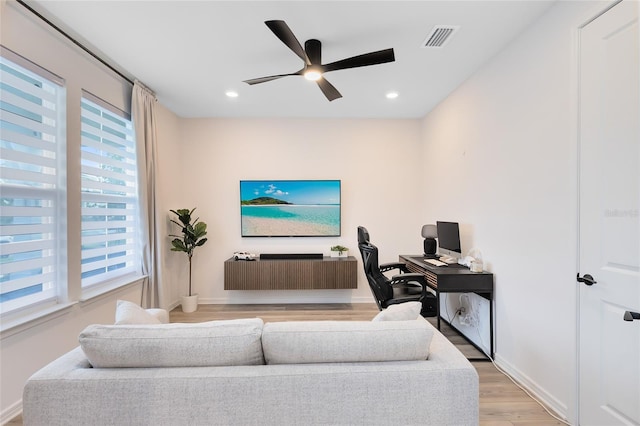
[357,226,370,244]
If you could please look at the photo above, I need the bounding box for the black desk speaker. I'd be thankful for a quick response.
[421,224,438,258]
[424,239,437,257]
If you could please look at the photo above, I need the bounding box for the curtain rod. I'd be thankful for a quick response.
[16,0,135,86]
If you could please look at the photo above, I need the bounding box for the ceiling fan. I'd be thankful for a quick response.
[243,20,395,101]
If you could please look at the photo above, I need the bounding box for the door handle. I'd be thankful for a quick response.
[624,311,640,321]
[577,273,597,286]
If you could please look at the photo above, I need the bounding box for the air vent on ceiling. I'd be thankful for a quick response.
[422,25,460,48]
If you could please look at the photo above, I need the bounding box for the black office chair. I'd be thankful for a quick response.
[357,226,437,317]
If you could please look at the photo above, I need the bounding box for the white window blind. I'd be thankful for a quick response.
[0,50,65,313]
[80,93,139,288]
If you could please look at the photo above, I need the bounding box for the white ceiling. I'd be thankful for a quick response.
[26,1,555,119]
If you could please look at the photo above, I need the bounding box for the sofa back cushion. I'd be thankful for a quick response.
[79,318,264,368]
[371,301,422,321]
[114,300,163,325]
[262,319,433,364]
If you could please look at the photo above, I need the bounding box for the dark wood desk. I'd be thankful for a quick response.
[399,255,494,358]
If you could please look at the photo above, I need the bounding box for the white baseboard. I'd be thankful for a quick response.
[169,295,374,307]
[196,295,374,305]
[1,399,21,426]
[493,353,568,420]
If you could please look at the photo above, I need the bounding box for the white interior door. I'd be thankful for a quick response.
[579,1,640,425]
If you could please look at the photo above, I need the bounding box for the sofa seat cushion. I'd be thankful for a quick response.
[79,318,264,368]
[262,318,433,365]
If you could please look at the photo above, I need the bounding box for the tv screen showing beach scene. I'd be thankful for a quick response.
[240,180,341,237]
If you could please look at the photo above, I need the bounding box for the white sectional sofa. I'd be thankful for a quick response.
[23,304,479,426]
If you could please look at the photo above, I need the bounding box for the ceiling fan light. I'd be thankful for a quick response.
[304,70,322,81]
[225,90,239,98]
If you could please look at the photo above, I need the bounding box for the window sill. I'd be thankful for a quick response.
[0,302,76,338]
[80,274,147,305]
[0,274,147,339]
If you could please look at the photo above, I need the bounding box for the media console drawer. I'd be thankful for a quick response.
[224,256,357,290]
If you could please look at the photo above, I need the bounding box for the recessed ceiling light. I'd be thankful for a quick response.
[386,92,399,99]
[225,90,239,98]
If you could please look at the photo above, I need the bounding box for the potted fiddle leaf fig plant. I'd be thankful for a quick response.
[170,208,208,313]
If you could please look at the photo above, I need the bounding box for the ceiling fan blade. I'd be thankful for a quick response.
[243,71,302,85]
[316,77,342,101]
[322,48,395,73]
[265,20,311,65]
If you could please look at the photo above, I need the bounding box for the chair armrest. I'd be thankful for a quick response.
[390,273,426,286]
[390,273,428,297]
[380,262,409,273]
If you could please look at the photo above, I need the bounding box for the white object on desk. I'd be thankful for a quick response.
[439,256,458,265]
[425,258,447,267]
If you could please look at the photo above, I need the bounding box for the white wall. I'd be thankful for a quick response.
[419,1,609,422]
[164,118,425,304]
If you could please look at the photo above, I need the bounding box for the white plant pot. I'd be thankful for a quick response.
[181,294,198,313]
[330,250,348,258]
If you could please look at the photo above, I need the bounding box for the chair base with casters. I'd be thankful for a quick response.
[357,226,437,317]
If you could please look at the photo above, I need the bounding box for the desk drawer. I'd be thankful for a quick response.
[400,255,493,293]
[405,262,439,289]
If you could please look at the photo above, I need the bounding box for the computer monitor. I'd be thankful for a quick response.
[436,221,461,258]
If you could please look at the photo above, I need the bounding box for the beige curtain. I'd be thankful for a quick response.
[132,80,162,308]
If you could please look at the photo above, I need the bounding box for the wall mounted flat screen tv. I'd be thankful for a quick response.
[240,180,341,237]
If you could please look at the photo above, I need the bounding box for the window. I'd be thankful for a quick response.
[80,92,139,289]
[0,49,66,313]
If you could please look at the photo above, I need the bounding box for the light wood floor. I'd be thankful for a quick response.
[9,303,566,426]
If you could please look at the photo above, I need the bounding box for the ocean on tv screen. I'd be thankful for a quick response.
[241,205,340,236]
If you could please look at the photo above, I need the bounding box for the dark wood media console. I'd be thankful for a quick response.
[224,256,357,290]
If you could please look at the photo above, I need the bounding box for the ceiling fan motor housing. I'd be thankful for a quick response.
[305,39,321,64]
